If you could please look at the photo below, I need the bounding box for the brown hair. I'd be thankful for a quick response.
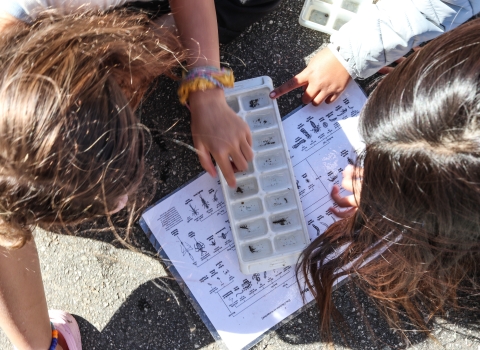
[0,9,183,248]
[298,18,480,344]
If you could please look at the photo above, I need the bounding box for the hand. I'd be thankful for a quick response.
[330,165,363,218]
[269,47,351,106]
[189,88,253,188]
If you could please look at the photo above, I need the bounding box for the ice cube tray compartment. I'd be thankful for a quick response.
[228,177,259,199]
[255,150,286,172]
[237,218,268,240]
[260,169,292,192]
[240,239,273,262]
[341,0,362,12]
[274,231,307,253]
[299,0,372,35]
[269,210,302,232]
[219,76,310,274]
[246,110,277,130]
[235,161,255,179]
[240,88,272,111]
[265,189,296,212]
[232,198,263,220]
[252,129,281,151]
[226,96,240,113]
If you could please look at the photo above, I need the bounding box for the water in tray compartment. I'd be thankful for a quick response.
[237,218,268,240]
[226,97,240,113]
[255,150,286,171]
[269,210,301,232]
[265,189,296,212]
[274,231,307,253]
[240,89,272,111]
[252,129,281,151]
[233,198,263,220]
[309,9,329,25]
[235,161,254,178]
[246,110,277,130]
[341,0,360,12]
[260,169,291,191]
[240,239,273,261]
[229,177,259,199]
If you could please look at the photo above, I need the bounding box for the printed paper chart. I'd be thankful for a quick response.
[141,80,366,350]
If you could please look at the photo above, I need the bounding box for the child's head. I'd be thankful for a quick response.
[0,10,183,248]
[300,18,480,342]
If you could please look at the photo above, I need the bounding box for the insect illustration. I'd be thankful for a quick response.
[177,237,194,261]
[213,190,218,202]
[200,195,209,209]
[252,273,261,283]
[300,127,311,139]
[189,204,199,216]
[193,238,207,256]
[310,120,320,133]
[311,223,321,237]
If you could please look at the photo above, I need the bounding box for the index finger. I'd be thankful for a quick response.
[216,153,237,188]
[270,75,306,99]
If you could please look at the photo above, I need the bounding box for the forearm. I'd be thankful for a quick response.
[169,0,220,68]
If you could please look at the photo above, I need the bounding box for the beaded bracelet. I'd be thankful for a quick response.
[178,66,234,105]
[49,322,59,350]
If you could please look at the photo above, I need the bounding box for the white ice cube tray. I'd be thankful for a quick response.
[299,0,372,35]
[218,76,310,275]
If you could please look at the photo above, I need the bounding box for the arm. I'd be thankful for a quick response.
[170,0,253,188]
[271,0,480,104]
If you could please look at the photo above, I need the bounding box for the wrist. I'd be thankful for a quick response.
[326,44,356,79]
[189,88,225,114]
[177,66,233,105]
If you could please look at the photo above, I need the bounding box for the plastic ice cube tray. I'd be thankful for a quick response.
[218,76,310,275]
[299,0,372,35]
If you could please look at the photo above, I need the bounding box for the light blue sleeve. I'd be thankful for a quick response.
[0,0,149,23]
[0,1,30,21]
[329,0,480,79]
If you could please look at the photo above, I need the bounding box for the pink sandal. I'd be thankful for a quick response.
[48,310,82,350]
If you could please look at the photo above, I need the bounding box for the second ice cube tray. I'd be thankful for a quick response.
[218,76,309,275]
[299,0,372,35]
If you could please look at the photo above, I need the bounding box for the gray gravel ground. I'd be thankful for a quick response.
[1,0,479,349]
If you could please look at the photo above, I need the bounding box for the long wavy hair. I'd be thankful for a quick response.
[298,18,480,344]
[0,9,184,248]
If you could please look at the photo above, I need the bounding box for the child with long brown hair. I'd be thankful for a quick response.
[298,17,480,346]
[0,9,184,350]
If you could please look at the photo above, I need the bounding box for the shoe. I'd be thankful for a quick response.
[48,310,82,350]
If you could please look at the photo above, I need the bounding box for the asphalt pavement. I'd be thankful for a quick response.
[1,0,479,349]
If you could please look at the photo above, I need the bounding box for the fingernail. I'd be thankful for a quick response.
[269,91,276,98]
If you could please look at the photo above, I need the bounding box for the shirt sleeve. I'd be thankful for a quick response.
[0,0,145,22]
[328,0,480,79]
